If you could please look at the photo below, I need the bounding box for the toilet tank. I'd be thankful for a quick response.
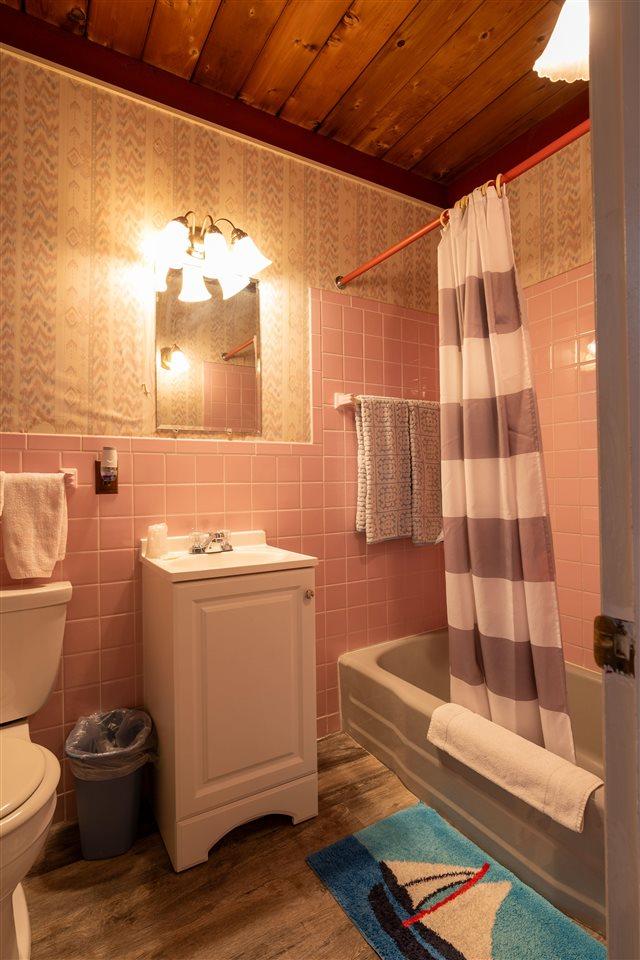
[0,582,72,724]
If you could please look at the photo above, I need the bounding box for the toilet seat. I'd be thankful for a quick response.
[0,739,46,820]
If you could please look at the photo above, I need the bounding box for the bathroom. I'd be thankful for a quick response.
[0,2,638,959]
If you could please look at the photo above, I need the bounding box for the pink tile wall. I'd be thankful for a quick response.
[0,288,446,822]
[203,361,257,433]
[525,262,600,670]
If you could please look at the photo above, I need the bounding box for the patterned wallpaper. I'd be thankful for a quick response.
[0,51,440,442]
[508,134,593,288]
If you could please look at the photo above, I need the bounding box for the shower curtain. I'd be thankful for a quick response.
[438,185,575,763]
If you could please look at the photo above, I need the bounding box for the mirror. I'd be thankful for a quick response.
[155,273,261,435]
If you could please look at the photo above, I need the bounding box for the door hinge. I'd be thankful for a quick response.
[593,615,635,675]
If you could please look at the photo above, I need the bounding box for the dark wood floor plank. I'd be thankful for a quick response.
[25,733,417,960]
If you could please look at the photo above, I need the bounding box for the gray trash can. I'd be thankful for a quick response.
[65,709,155,860]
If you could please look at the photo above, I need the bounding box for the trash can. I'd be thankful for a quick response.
[65,709,155,860]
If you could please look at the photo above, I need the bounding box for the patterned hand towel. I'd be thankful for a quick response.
[355,396,412,544]
[408,400,442,544]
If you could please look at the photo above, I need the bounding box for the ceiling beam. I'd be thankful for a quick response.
[0,4,447,209]
[445,88,590,204]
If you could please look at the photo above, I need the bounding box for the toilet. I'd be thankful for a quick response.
[0,581,72,960]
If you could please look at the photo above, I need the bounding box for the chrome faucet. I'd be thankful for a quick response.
[191,530,233,554]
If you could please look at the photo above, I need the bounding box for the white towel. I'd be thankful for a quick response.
[408,400,442,545]
[427,702,603,832]
[355,396,412,544]
[0,472,68,579]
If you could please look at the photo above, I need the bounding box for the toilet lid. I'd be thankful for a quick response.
[0,738,46,819]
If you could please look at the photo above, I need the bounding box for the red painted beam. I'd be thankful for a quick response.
[445,88,590,204]
[0,5,448,209]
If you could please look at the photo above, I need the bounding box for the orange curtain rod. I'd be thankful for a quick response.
[221,336,255,361]
[335,119,591,290]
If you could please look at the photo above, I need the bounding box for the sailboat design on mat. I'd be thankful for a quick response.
[368,858,512,960]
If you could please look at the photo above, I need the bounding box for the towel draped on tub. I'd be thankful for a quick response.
[427,702,603,832]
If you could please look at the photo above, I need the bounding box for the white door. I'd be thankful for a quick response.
[174,567,317,819]
[590,2,640,956]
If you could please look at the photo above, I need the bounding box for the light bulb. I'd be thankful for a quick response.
[218,272,250,300]
[160,344,189,373]
[178,262,211,303]
[534,0,589,83]
[158,217,190,269]
[154,260,169,292]
[203,228,230,280]
[229,229,271,277]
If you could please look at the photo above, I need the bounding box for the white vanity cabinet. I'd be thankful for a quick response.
[142,533,318,872]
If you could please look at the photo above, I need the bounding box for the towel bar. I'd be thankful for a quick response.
[333,392,360,409]
[60,468,78,490]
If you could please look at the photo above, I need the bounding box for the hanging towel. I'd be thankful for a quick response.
[0,472,68,579]
[355,396,411,544]
[427,702,603,832]
[408,400,442,545]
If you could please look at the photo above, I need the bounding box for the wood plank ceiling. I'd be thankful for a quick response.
[10,0,587,185]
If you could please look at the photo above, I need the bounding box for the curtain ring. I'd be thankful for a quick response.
[495,172,504,197]
[439,209,449,227]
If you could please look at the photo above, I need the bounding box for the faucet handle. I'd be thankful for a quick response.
[212,529,233,551]
[190,530,210,554]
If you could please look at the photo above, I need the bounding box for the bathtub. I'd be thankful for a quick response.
[339,629,605,933]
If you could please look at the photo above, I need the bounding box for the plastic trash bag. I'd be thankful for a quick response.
[65,709,156,781]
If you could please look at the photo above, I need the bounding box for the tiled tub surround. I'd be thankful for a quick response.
[525,262,600,670]
[0,289,446,822]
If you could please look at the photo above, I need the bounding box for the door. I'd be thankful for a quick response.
[174,567,317,819]
[590,2,640,956]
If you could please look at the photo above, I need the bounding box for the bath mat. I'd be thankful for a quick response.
[307,804,604,960]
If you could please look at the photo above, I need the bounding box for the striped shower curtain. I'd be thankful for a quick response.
[438,185,575,763]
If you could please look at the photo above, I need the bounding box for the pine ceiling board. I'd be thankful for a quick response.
[87,0,155,59]
[238,0,359,115]
[417,73,586,182]
[384,0,561,169]
[24,0,87,33]
[351,0,548,158]
[193,0,288,98]
[317,0,478,146]
[279,0,418,130]
[143,0,221,80]
[442,83,588,185]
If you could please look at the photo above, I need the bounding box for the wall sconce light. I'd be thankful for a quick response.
[160,343,189,373]
[154,212,271,302]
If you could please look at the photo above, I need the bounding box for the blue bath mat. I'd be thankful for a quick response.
[308,804,604,960]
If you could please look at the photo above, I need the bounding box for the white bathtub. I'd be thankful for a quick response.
[339,629,605,933]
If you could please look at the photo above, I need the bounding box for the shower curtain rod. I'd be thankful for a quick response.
[335,119,591,290]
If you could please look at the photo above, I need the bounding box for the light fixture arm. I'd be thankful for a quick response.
[213,217,237,233]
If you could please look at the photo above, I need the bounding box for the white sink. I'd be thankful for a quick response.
[140,531,317,583]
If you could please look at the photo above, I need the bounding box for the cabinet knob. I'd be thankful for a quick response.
[304,589,315,600]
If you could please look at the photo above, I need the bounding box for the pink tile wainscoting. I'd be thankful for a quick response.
[0,288,446,822]
[525,261,600,670]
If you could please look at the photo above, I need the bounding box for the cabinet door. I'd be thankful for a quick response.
[174,568,316,819]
